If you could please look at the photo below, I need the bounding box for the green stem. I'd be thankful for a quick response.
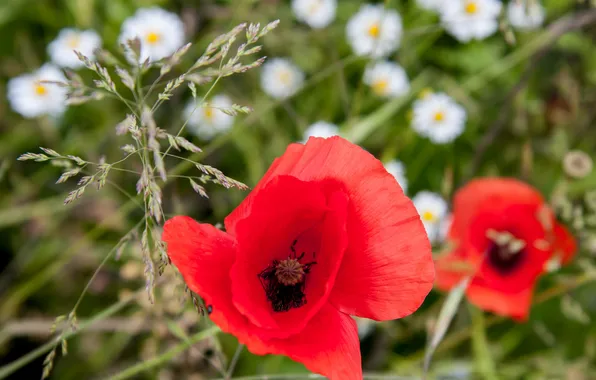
[104,326,220,380]
[0,293,137,379]
[469,305,498,380]
[346,69,431,144]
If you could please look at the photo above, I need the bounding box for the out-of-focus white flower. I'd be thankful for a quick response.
[364,61,410,98]
[411,92,466,144]
[261,58,304,99]
[354,316,376,339]
[292,0,337,29]
[440,0,502,42]
[184,95,234,139]
[439,213,453,242]
[7,64,67,118]
[416,0,445,12]
[563,150,593,179]
[47,28,102,69]
[119,7,185,62]
[413,191,449,244]
[384,160,408,193]
[303,121,339,142]
[346,4,403,58]
[507,0,545,30]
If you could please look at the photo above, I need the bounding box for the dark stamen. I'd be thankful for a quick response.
[487,243,525,274]
[258,240,316,312]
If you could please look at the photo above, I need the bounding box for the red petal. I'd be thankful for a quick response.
[435,246,475,291]
[163,216,359,376]
[553,223,576,265]
[225,143,305,236]
[230,175,349,338]
[229,137,433,321]
[451,178,543,240]
[256,304,362,380]
[468,204,553,293]
[162,217,251,335]
[466,280,534,321]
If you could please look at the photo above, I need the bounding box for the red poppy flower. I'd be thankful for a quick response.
[436,178,576,320]
[163,136,434,379]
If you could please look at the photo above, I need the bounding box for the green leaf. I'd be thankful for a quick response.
[423,276,470,375]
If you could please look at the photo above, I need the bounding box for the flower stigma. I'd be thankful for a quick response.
[258,239,316,312]
[276,258,305,286]
[486,229,527,273]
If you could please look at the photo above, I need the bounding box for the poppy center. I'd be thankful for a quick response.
[258,240,316,312]
[486,230,526,274]
[368,23,380,38]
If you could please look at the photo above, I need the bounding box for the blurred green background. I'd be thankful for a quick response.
[1,0,596,379]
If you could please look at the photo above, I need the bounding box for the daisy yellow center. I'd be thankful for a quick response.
[203,107,215,120]
[368,23,380,38]
[465,1,478,14]
[422,211,437,222]
[372,79,388,95]
[34,83,48,96]
[278,70,291,85]
[308,1,322,15]
[146,32,161,45]
[67,35,80,48]
[433,111,445,122]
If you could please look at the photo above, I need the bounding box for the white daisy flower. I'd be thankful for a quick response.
[439,213,453,243]
[440,0,502,42]
[303,121,339,142]
[184,95,234,139]
[292,0,337,29]
[119,7,185,62]
[7,64,67,118]
[346,4,403,58]
[47,28,102,69]
[411,92,466,144]
[384,160,408,193]
[260,58,304,99]
[413,191,449,244]
[364,61,410,98]
[507,0,545,30]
